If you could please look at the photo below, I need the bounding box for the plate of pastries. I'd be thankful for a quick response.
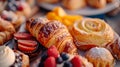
[38,0,120,16]
[0,0,120,66]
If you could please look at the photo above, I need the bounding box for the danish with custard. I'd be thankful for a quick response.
[70,18,114,50]
[26,17,77,54]
[85,47,115,67]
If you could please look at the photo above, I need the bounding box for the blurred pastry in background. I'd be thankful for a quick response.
[62,0,86,10]
[38,0,59,3]
[106,0,114,3]
[86,0,106,9]
[5,0,32,18]
[0,0,7,12]
[70,18,114,50]
[0,10,25,29]
[85,47,115,67]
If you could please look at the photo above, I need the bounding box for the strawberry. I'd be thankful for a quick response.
[17,5,23,11]
[14,32,32,40]
[71,55,82,67]
[47,46,59,58]
[44,56,56,67]
[18,44,36,52]
[18,40,37,47]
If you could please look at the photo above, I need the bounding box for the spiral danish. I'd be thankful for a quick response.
[70,18,114,50]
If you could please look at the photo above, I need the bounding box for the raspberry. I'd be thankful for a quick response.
[47,46,59,58]
[71,55,82,67]
[44,56,56,67]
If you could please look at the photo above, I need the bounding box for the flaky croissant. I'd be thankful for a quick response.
[70,18,115,50]
[26,17,77,54]
[0,17,15,45]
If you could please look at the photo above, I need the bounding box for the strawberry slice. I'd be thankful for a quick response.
[18,44,36,52]
[14,32,32,40]
[18,40,37,47]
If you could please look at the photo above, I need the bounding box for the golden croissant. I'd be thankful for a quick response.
[70,18,115,50]
[26,17,77,54]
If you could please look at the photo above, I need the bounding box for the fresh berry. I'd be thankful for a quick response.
[6,3,17,12]
[41,53,48,62]
[63,61,73,67]
[14,32,32,40]
[44,56,56,67]
[60,52,69,61]
[39,62,44,67]
[18,44,36,52]
[47,46,59,58]
[56,56,63,64]
[17,5,23,11]
[1,14,7,20]
[18,40,37,47]
[71,55,82,67]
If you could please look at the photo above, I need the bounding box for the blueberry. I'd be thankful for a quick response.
[60,52,69,61]
[56,57,63,64]
[6,3,17,12]
[63,61,73,67]
[39,62,44,67]
[41,53,48,62]
[5,17,12,21]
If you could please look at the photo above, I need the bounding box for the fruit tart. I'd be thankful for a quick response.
[0,46,29,67]
[85,47,115,67]
[5,0,32,18]
[70,18,115,50]
[31,45,93,67]
[1,10,25,29]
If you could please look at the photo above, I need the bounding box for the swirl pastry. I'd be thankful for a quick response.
[0,46,29,67]
[0,17,15,45]
[85,47,115,67]
[62,0,86,10]
[26,17,77,54]
[70,18,114,50]
[86,0,106,9]
[1,10,25,29]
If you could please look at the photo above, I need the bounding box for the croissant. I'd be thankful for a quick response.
[70,18,115,50]
[26,17,77,54]
[0,17,15,45]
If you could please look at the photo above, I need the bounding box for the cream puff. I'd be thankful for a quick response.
[0,46,29,67]
[85,47,115,67]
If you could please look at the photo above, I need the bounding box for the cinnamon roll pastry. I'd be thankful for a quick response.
[85,47,115,67]
[70,18,114,50]
[26,17,77,54]
[0,17,15,45]
[62,0,86,10]
[86,0,106,9]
